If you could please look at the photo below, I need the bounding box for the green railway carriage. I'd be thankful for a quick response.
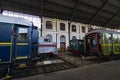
[85,29,120,57]
[69,39,84,54]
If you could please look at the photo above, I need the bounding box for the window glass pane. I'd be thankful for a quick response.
[105,33,112,44]
[72,25,76,32]
[60,23,65,31]
[44,39,50,42]
[82,26,85,33]
[60,35,66,42]
[46,34,52,42]
[91,35,97,50]
[46,21,53,29]
[72,36,77,39]
[114,34,119,43]
[18,28,28,41]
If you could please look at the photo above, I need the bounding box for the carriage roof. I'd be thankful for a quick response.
[0,14,32,26]
[86,29,120,36]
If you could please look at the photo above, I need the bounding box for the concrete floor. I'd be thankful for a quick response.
[15,60,120,80]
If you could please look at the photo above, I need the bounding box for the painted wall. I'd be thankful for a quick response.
[42,17,89,49]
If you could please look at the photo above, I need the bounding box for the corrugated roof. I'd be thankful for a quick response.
[0,0,120,29]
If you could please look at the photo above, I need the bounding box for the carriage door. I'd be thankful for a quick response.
[89,34,99,52]
[15,26,30,60]
[0,23,12,63]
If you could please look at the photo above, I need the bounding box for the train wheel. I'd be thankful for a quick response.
[32,61,37,66]
[97,52,102,59]
[25,61,37,67]
[108,55,112,61]
[0,68,9,79]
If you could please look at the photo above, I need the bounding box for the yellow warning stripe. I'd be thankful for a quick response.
[101,44,112,46]
[102,44,120,46]
[113,44,120,46]
[16,56,28,59]
[17,43,28,46]
[0,42,12,45]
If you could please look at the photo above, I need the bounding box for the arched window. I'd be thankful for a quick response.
[72,36,77,39]
[72,25,76,32]
[46,34,52,42]
[82,26,86,33]
[60,23,65,31]
[60,35,66,42]
[46,21,53,29]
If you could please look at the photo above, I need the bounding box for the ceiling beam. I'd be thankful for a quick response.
[40,0,44,17]
[0,2,3,13]
[69,0,81,21]
[0,0,42,14]
[90,0,112,25]
[105,11,120,27]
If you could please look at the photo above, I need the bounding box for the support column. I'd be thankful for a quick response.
[56,19,57,48]
[40,0,44,37]
[68,21,71,46]
[0,9,3,14]
[40,17,43,37]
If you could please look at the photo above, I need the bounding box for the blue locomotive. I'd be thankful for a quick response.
[0,15,39,79]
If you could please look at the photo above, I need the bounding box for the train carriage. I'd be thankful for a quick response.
[69,39,84,54]
[0,15,33,64]
[0,15,35,79]
[0,15,58,79]
[85,29,120,57]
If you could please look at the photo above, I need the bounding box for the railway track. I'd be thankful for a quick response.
[9,52,120,79]
[9,53,78,79]
[10,62,76,79]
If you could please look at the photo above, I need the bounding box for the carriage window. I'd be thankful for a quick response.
[114,35,119,43]
[72,42,76,46]
[87,37,90,43]
[99,34,102,44]
[105,33,112,44]
[90,35,97,50]
[18,28,28,41]
[92,36,96,45]
[79,41,81,44]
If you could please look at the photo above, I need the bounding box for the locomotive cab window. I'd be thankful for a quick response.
[18,28,28,41]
